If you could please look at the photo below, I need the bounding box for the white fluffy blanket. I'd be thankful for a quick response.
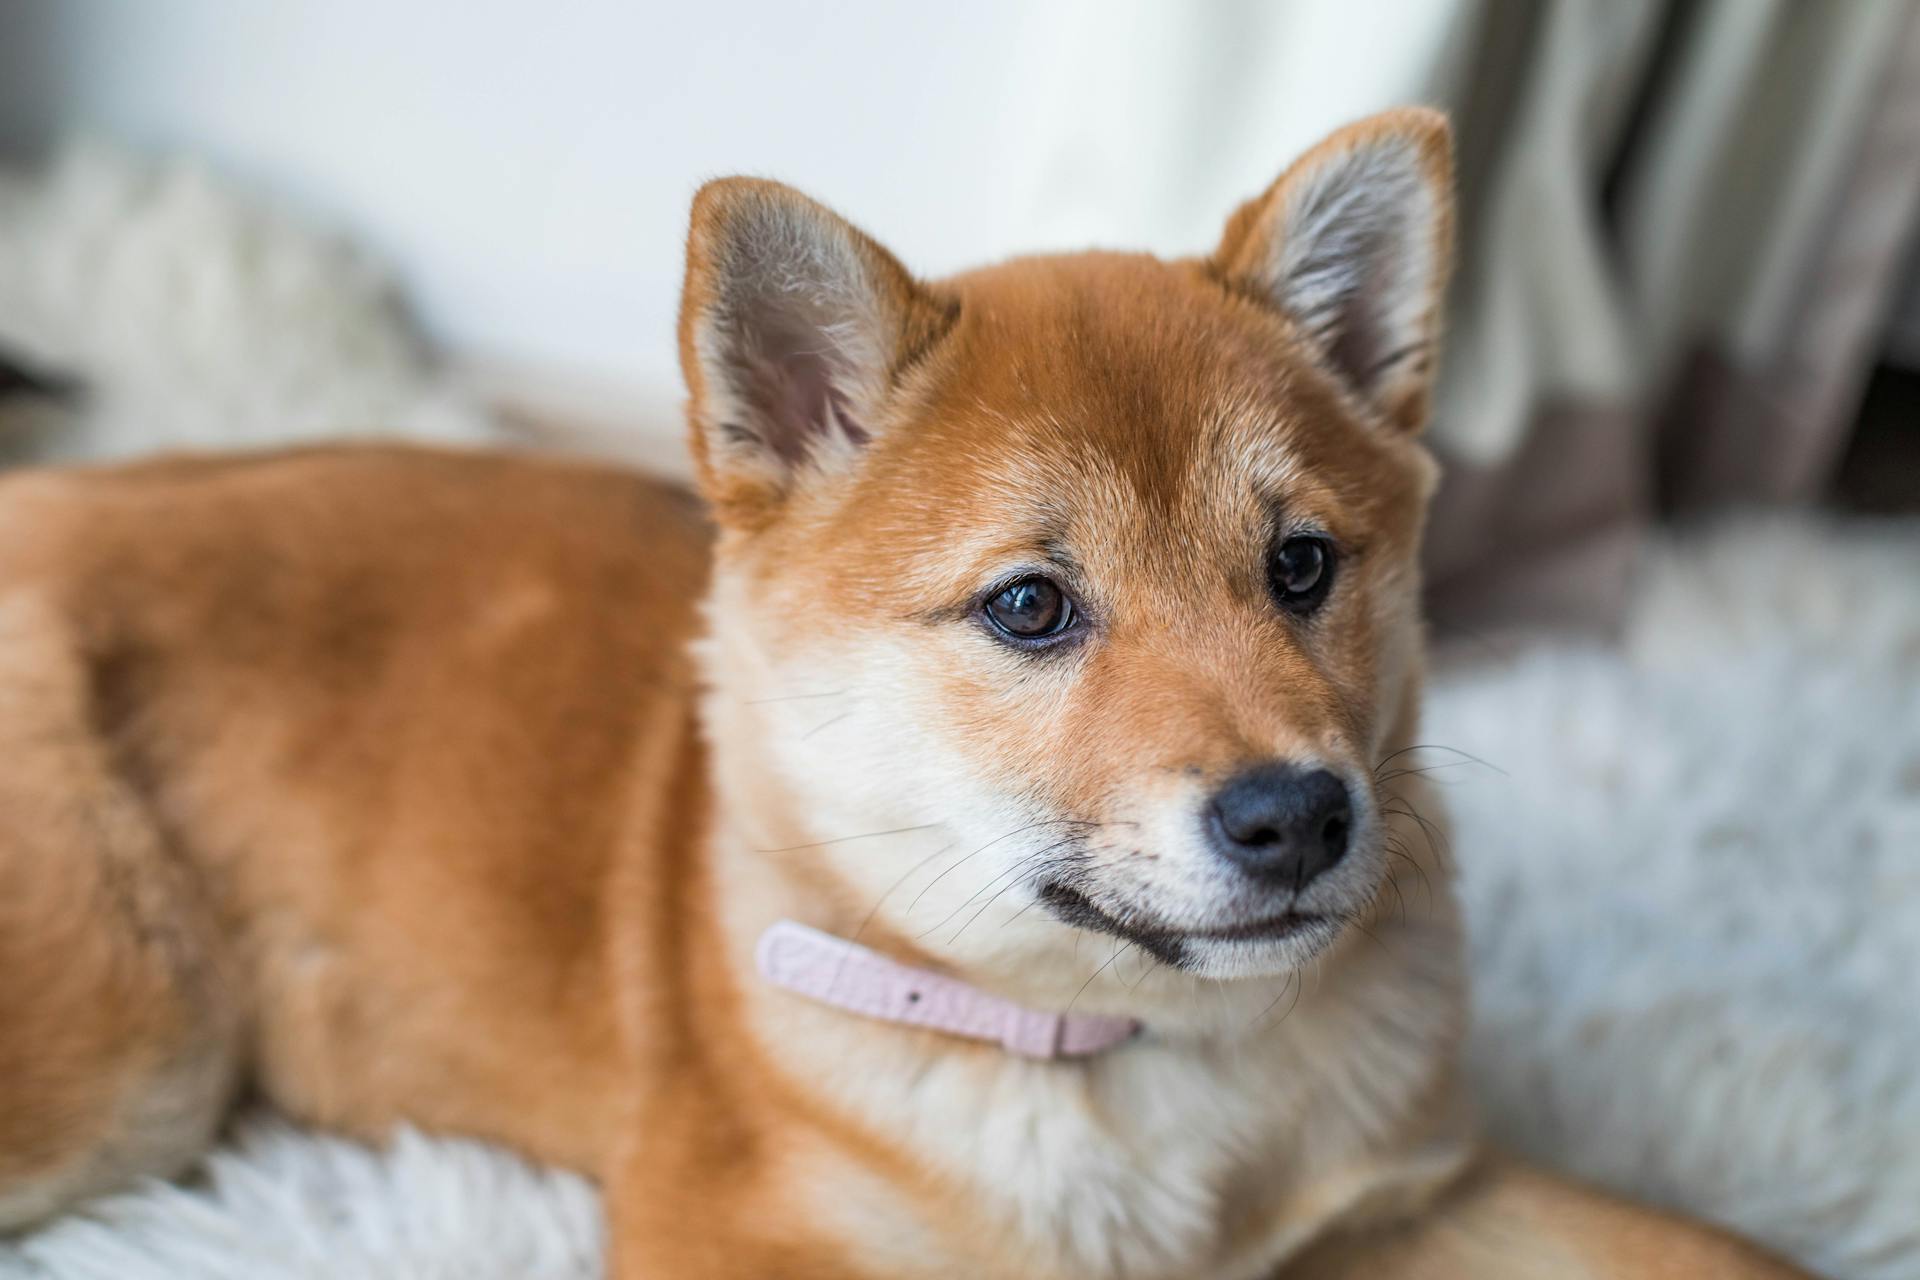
[0,144,497,459]
[2,148,1915,1280]
[1443,518,1920,1280]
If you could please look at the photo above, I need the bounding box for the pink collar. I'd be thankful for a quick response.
[755,920,1140,1060]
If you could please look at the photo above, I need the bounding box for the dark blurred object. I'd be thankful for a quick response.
[0,345,80,464]
[0,346,80,402]
[1833,365,1920,514]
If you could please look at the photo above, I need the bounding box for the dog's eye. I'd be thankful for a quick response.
[1269,535,1334,614]
[983,577,1074,641]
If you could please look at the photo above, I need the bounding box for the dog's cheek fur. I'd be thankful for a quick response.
[697,567,1028,934]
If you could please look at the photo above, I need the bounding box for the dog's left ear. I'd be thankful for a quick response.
[678,178,954,525]
[1212,108,1455,434]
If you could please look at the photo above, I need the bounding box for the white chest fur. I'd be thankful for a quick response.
[761,913,1471,1280]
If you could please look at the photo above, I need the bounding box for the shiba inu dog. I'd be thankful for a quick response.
[0,109,1804,1278]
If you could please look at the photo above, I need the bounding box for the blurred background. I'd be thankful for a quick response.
[1,4,1917,1279]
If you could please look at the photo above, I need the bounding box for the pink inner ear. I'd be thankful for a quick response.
[736,324,870,465]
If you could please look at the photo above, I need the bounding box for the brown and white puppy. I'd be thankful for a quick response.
[0,110,1805,1278]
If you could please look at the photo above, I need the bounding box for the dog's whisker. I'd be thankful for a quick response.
[904,819,1104,917]
[755,822,945,854]
[1383,818,1450,880]
[1247,968,1302,1035]
[799,711,852,741]
[1371,743,1506,779]
[1126,952,1165,991]
[929,822,1119,943]
[741,689,848,705]
[1348,915,1396,963]
[1372,760,1484,786]
[1063,942,1128,1016]
[946,837,1079,916]
[1379,795,1453,874]
[850,840,959,946]
[998,898,1044,932]
[945,852,1070,946]
[1379,867,1408,926]
[921,841,1075,941]
[1382,837,1434,913]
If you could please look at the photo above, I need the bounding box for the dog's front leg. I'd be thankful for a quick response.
[1280,1156,1809,1279]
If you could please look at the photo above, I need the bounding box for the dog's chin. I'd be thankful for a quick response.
[1172,919,1348,979]
[1036,882,1352,980]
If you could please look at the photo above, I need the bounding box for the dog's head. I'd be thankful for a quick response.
[684,110,1452,994]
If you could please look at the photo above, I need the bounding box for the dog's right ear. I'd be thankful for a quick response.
[1211,108,1454,434]
[678,179,953,526]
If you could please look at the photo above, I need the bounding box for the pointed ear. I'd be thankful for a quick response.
[1211,108,1455,433]
[678,178,953,522]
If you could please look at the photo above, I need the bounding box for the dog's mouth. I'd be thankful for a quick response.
[1036,881,1336,968]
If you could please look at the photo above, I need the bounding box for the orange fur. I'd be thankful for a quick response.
[0,111,1805,1277]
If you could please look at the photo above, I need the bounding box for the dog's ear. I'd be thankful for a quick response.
[678,178,952,523]
[1211,108,1454,434]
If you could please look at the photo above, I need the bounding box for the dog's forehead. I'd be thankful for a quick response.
[929,253,1298,459]
[869,253,1418,550]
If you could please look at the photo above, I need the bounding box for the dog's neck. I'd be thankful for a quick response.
[755,919,1140,1058]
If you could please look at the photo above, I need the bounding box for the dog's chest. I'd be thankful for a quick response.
[819,1014,1459,1280]
[954,1048,1306,1276]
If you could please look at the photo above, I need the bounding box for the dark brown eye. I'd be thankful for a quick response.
[1269,535,1334,613]
[984,577,1073,641]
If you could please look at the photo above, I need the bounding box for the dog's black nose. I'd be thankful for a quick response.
[1206,764,1352,886]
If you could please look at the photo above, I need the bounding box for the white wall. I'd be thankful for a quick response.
[27,0,1453,406]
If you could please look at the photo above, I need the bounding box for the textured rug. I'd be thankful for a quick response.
[2,147,1916,1280]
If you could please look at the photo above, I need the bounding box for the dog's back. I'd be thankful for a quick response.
[0,446,708,1225]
